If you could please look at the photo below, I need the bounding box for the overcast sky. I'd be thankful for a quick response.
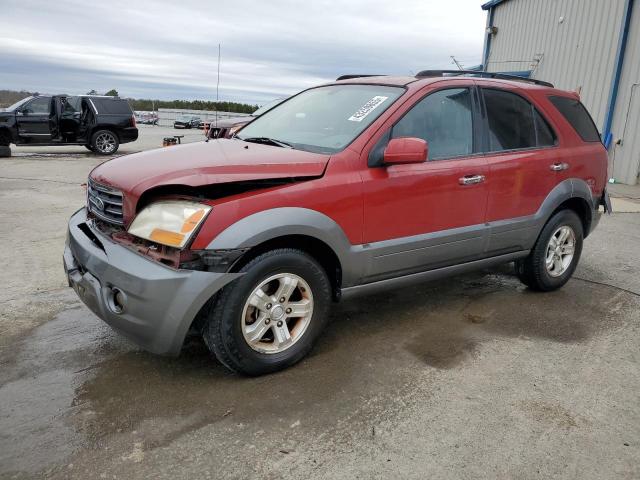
[2,0,487,105]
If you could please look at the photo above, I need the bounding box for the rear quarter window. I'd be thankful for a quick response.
[93,98,133,115]
[549,96,600,142]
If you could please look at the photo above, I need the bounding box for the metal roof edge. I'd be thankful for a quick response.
[481,0,510,11]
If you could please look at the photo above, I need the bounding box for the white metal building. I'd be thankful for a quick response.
[480,0,639,185]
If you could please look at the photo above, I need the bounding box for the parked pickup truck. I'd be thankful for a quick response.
[64,71,610,375]
[0,94,138,156]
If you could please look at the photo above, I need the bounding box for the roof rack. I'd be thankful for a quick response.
[415,70,554,88]
[336,74,384,81]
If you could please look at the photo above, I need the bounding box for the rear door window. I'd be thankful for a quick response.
[63,96,81,113]
[392,88,474,160]
[483,88,557,151]
[549,96,600,142]
[483,89,536,151]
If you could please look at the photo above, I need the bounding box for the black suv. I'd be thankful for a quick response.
[0,95,138,156]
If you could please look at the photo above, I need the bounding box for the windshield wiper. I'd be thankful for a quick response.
[240,137,293,149]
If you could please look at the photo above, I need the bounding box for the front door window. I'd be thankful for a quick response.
[392,88,474,160]
[23,97,51,115]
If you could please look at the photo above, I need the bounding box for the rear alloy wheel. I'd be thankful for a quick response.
[91,130,119,155]
[204,249,331,375]
[515,209,583,291]
[544,226,576,277]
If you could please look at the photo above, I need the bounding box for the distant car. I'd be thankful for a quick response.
[135,112,158,125]
[174,115,200,129]
[203,97,286,139]
[0,94,138,156]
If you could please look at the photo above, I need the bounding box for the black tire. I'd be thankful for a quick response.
[90,129,119,155]
[0,145,10,158]
[515,209,584,291]
[84,144,95,152]
[204,249,332,375]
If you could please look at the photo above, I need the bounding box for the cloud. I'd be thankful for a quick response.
[1,0,486,104]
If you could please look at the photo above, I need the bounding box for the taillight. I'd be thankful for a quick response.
[131,114,136,127]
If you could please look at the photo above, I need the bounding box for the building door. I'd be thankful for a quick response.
[612,84,640,184]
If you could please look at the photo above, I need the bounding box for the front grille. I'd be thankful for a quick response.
[87,178,124,225]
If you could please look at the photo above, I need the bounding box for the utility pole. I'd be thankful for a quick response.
[207,44,221,143]
[215,43,221,127]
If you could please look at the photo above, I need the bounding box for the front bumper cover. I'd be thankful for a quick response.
[64,208,241,355]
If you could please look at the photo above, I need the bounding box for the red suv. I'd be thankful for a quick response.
[64,71,610,375]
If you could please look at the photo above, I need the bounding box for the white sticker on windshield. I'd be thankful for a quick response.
[348,96,389,122]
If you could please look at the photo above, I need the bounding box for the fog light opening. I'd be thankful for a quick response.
[107,287,126,314]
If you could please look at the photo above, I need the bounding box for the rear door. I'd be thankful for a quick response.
[16,96,52,142]
[479,85,561,254]
[60,96,82,138]
[360,83,489,282]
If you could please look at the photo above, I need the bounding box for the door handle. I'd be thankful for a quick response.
[459,174,485,185]
[550,162,569,171]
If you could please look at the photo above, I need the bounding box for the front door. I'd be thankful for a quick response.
[16,96,52,142]
[360,85,489,282]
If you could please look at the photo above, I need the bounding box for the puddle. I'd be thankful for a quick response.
[0,308,129,474]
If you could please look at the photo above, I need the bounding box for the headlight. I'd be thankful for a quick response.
[128,200,211,249]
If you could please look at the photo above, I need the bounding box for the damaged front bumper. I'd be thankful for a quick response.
[63,208,241,355]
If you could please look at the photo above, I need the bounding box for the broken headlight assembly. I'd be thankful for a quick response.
[127,200,211,249]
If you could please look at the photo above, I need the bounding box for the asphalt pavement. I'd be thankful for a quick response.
[1,127,639,479]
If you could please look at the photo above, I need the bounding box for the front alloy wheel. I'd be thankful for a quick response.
[204,249,331,375]
[242,273,314,354]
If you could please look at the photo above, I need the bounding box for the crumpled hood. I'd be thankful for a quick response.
[91,138,330,194]
[89,139,330,224]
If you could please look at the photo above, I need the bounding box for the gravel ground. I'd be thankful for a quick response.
[1,128,639,479]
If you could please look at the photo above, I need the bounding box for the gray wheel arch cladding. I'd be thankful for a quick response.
[536,178,598,232]
[205,207,360,285]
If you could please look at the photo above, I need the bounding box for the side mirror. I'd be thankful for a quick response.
[383,137,428,165]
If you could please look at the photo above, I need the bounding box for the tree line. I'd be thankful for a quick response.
[0,89,258,114]
[128,98,258,114]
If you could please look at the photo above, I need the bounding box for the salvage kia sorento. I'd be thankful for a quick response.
[64,71,610,375]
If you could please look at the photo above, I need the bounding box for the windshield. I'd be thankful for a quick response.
[237,85,404,154]
[252,97,285,117]
[3,96,33,112]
